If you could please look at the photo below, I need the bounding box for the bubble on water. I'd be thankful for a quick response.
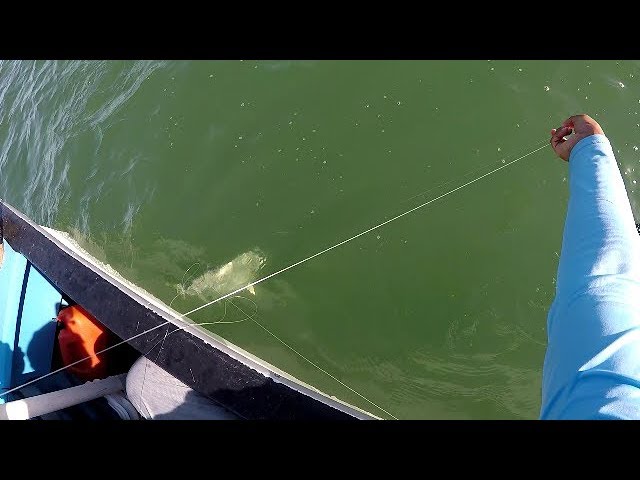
[619,81,625,88]
[501,159,506,164]
[240,102,245,107]
[544,85,550,91]
[376,235,381,240]
[310,210,315,214]
[634,146,638,151]
[497,147,501,152]
[518,68,523,72]
[238,136,243,140]
[490,67,494,71]
[209,74,214,78]
[322,160,327,164]
[397,101,402,105]
[365,104,370,108]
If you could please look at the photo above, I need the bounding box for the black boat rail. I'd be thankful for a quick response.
[0,200,377,420]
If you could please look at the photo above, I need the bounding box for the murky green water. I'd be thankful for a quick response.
[1,60,639,419]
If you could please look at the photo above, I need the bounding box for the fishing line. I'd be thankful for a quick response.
[222,292,399,419]
[160,282,399,419]
[400,138,549,205]
[169,261,201,307]
[0,140,550,403]
[137,294,258,408]
[181,141,550,318]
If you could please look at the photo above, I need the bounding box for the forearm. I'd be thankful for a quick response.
[541,134,640,419]
[556,135,639,296]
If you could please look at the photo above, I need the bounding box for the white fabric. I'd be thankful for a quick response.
[125,357,238,420]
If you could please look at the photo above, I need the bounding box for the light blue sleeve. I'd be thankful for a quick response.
[540,134,640,419]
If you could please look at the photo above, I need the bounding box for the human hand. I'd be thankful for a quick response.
[550,114,605,162]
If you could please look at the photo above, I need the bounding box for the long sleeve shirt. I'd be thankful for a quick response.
[541,134,640,419]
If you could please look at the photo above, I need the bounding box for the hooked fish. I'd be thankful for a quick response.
[180,249,266,300]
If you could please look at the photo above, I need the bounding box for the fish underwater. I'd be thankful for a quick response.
[178,249,267,301]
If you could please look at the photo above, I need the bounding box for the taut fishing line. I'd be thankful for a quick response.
[0,139,551,415]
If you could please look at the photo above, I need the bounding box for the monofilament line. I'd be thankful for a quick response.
[0,142,549,401]
[246,310,400,419]
[182,142,550,317]
[217,287,399,419]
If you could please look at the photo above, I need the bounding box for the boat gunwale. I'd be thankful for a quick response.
[0,200,378,420]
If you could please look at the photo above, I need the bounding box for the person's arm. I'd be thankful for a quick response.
[541,114,640,419]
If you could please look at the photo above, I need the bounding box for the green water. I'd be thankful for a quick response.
[1,60,639,419]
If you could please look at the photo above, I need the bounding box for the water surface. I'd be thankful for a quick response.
[1,60,639,418]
